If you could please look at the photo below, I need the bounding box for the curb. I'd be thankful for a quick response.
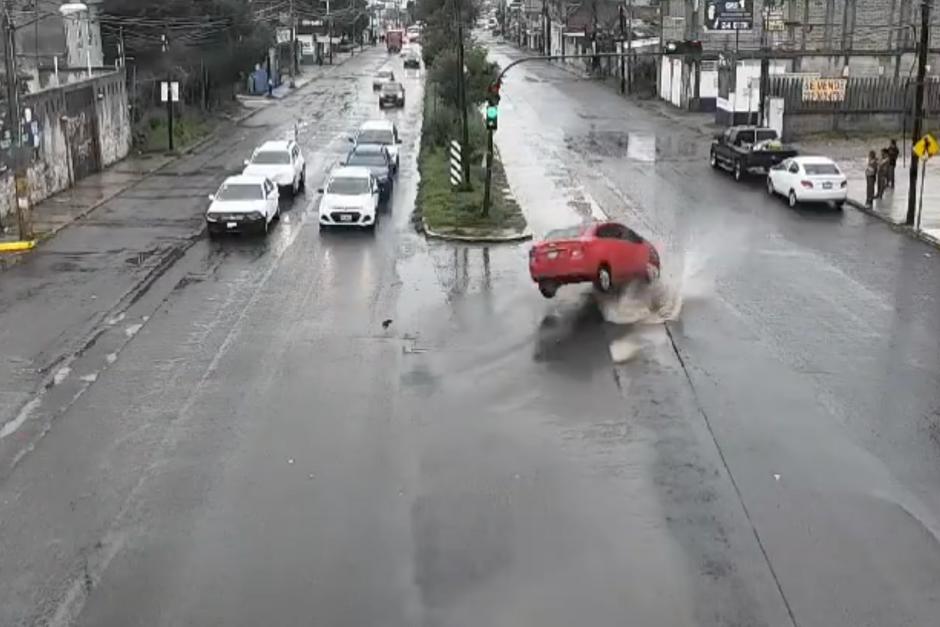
[422,218,532,243]
[845,197,940,248]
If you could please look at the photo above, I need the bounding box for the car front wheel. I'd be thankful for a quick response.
[734,160,743,181]
[709,151,718,169]
[595,264,613,293]
[766,177,775,196]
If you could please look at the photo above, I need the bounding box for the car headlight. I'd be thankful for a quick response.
[248,211,263,221]
[206,213,219,222]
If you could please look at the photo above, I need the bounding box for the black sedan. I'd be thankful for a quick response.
[403,54,421,69]
[379,82,405,108]
[342,145,395,202]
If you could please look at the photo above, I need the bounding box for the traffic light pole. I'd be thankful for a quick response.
[482,128,494,216]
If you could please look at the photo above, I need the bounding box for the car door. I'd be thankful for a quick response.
[291,145,303,180]
[785,160,800,191]
[770,159,789,192]
[592,224,632,281]
[264,179,277,219]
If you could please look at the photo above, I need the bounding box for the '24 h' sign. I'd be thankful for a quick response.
[705,0,754,31]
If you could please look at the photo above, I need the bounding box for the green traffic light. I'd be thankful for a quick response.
[486,105,498,120]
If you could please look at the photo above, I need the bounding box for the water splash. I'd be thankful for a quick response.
[595,249,714,326]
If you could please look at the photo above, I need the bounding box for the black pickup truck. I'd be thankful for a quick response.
[710,126,798,181]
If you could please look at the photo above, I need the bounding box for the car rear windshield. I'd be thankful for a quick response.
[217,184,263,201]
[755,130,778,142]
[347,153,387,166]
[377,71,393,79]
[328,177,370,195]
[357,130,394,144]
[545,226,584,240]
[804,163,840,175]
[382,83,402,93]
[251,151,290,165]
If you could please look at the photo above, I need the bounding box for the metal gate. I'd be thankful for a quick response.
[63,86,100,182]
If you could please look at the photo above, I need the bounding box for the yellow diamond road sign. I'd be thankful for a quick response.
[913,133,940,159]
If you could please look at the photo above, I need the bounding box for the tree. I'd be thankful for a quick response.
[429,46,498,111]
[101,0,273,104]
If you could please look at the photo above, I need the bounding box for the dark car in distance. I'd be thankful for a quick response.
[342,144,395,201]
[379,81,405,108]
[403,53,421,69]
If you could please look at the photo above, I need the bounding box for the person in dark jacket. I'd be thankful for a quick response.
[865,150,878,206]
[886,139,900,188]
[876,148,891,199]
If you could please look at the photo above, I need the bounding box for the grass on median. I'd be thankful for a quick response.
[137,111,214,154]
[416,144,527,235]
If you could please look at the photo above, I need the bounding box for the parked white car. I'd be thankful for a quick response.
[242,139,306,196]
[350,120,401,173]
[206,175,280,238]
[767,156,847,208]
[317,166,380,230]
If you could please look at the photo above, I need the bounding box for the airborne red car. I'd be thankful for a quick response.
[528,221,660,298]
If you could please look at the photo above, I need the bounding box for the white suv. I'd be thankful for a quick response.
[317,166,380,230]
[242,140,306,196]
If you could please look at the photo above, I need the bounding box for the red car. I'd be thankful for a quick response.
[529,221,660,298]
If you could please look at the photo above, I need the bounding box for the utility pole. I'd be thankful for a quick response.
[289,0,297,86]
[619,3,626,93]
[328,0,333,64]
[907,0,932,226]
[162,32,173,151]
[627,0,633,93]
[758,2,771,126]
[455,0,470,188]
[3,0,31,239]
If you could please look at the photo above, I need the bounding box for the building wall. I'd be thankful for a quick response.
[0,69,129,223]
[94,73,132,167]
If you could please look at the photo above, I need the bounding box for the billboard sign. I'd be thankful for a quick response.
[705,0,754,32]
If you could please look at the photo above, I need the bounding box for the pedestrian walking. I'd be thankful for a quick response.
[876,148,891,199]
[887,139,900,188]
[865,150,878,206]
[267,76,274,98]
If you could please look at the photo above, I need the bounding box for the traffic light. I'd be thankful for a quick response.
[487,80,501,106]
[486,104,498,130]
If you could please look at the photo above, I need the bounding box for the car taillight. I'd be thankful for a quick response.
[840,180,847,188]
[800,180,814,189]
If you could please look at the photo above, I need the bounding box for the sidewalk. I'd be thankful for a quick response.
[799,136,940,241]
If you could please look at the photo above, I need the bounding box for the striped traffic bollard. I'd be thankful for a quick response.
[449,140,462,188]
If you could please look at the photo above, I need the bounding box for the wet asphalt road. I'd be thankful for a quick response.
[0,39,939,626]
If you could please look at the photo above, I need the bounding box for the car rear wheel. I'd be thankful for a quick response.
[538,280,559,299]
[788,190,798,208]
[595,264,613,293]
[298,170,306,191]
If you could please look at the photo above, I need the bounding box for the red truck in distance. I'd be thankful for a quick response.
[386,29,403,53]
